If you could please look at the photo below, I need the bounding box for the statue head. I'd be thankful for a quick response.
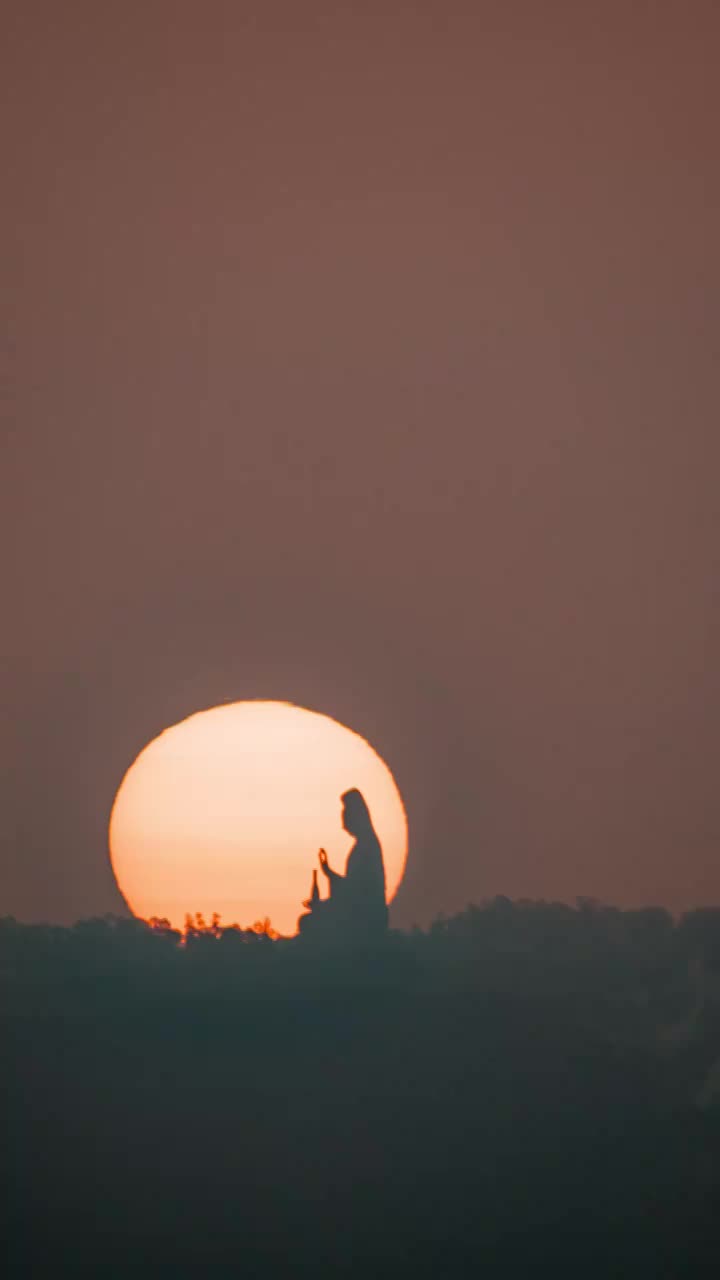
[341,788,373,838]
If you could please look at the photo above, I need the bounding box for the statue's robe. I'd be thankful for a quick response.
[298,831,388,940]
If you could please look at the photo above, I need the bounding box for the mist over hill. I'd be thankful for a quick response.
[4,899,720,1276]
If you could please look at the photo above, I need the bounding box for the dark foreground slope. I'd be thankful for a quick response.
[3,902,720,1277]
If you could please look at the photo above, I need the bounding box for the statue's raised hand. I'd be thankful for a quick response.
[318,848,330,878]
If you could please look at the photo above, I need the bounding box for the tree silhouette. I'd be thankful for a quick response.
[4,898,720,1276]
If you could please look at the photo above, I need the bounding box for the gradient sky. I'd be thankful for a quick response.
[3,1,719,926]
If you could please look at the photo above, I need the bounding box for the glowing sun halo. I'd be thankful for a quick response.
[109,701,409,937]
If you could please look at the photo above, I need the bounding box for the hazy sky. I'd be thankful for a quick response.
[3,1,719,926]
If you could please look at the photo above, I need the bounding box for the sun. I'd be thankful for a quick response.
[109,701,409,937]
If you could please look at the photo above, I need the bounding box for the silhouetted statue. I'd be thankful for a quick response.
[298,788,388,941]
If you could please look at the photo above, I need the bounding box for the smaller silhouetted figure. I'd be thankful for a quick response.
[303,870,321,911]
[298,788,388,942]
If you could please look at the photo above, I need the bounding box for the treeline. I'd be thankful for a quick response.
[2,895,720,999]
[4,896,720,1104]
[4,898,720,1276]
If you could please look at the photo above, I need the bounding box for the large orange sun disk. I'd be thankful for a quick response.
[109,701,409,937]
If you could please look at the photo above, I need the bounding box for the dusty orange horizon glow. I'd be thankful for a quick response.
[109,701,409,937]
